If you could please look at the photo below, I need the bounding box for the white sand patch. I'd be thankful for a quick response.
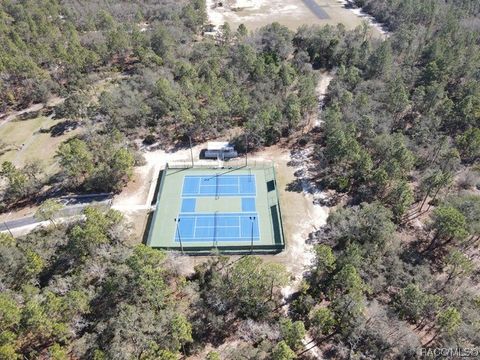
[139,23,149,32]
[315,71,334,127]
[234,0,266,10]
[278,4,300,13]
[284,147,329,280]
[302,333,324,359]
[206,0,225,27]
[276,72,334,359]
[205,0,388,35]
[349,7,388,37]
[272,72,334,301]
[113,142,212,209]
[249,144,329,297]
[316,72,333,100]
[336,0,389,37]
[111,161,154,207]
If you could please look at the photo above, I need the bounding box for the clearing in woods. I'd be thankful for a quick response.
[0,115,81,175]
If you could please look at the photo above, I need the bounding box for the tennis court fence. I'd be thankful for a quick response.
[166,159,274,170]
[147,160,285,254]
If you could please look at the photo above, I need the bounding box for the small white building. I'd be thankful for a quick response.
[204,142,238,160]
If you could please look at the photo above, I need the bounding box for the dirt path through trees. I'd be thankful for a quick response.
[258,72,333,296]
[257,145,329,294]
[0,96,63,129]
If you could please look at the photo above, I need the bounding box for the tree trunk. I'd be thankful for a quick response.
[419,188,432,212]
[426,186,442,211]
[423,232,440,253]
[439,236,455,248]
[423,330,439,347]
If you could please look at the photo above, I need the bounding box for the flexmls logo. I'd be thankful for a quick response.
[419,347,480,358]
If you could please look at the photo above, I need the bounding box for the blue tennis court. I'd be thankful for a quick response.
[242,198,256,212]
[175,213,260,243]
[182,175,256,197]
[181,198,196,212]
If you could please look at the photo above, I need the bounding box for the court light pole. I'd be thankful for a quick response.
[245,133,248,167]
[188,135,194,168]
[249,216,256,254]
[174,218,184,255]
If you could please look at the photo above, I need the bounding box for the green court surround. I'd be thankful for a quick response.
[146,164,285,254]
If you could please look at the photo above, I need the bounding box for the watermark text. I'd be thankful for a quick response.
[419,347,480,358]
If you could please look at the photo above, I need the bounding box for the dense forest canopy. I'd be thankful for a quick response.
[0,0,318,205]
[0,0,480,358]
[0,0,206,109]
[294,0,480,356]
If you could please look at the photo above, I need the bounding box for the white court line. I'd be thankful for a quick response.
[196,225,240,228]
[196,216,240,228]
[237,216,241,236]
[199,184,238,187]
[181,176,187,196]
[184,212,260,241]
[193,216,198,238]
[194,215,245,240]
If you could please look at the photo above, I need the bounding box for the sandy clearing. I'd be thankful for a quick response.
[337,0,389,38]
[279,71,332,292]
[111,141,218,235]
[265,145,329,296]
[111,164,155,207]
[113,139,236,209]
[206,0,385,37]
[245,72,333,296]
[315,71,334,126]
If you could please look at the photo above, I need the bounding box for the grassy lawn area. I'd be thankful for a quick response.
[0,116,81,175]
[1,116,54,144]
[0,73,122,177]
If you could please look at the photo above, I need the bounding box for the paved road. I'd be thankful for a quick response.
[0,216,38,232]
[0,195,112,232]
[302,0,330,19]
